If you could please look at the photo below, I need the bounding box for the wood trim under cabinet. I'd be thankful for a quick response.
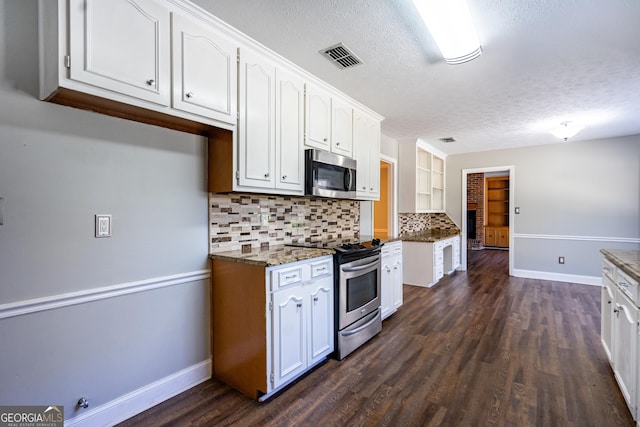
[46,88,215,136]
[208,128,234,193]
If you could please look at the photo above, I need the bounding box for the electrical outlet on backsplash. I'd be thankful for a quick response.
[209,193,361,253]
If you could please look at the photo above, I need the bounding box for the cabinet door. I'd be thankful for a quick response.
[305,85,331,150]
[308,278,334,365]
[392,249,403,310]
[331,98,353,157]
[601,277,615,363]
[69,0,170,106]
[367,118,381,196]
[497,228,509,247]
[612,288,638,411]
[353,111,381,199]
[485,227,496,246]
[380,251,394,320]
[172,13,237,124]
[238,49,276,188]
[272,290,306,389]
[275,69,305,192]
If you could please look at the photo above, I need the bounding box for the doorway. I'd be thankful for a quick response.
[461,166,514,276]
[374,155,397,238]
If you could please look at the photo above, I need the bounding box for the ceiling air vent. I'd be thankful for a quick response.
[320,43,362,69]
[439,137,456,143]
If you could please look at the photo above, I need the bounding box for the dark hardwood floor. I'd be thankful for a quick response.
[118,249,634,426]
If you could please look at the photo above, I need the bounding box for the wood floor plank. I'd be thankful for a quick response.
[117,249,635,427]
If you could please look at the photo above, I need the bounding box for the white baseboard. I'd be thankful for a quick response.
[65,359,212,427]
[512,269,601,286]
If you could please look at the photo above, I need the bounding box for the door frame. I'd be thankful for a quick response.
[379,154,398,237]
[461,166,515,275]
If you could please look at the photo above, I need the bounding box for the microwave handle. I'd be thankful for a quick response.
[344,168,352,191]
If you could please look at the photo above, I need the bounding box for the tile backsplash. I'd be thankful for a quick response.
[399,213,459,234]
[209,193,360,253]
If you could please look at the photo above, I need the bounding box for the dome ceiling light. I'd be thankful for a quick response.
[550,121,585,141]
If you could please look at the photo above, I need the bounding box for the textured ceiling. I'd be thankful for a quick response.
[191,0,640,155]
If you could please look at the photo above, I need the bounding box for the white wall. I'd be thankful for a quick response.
[0,1,210,423]
[446,136,640,282]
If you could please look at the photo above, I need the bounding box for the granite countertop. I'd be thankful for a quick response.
[600,249,640,282]
[210,245,335,267]
[398,228,461,243]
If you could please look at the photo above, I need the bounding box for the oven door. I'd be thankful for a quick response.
[338,254,381,329]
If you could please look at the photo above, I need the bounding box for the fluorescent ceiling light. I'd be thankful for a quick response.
[550,121,585,140]
[410,0,482,64]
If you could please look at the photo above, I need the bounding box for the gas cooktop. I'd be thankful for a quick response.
[288,236,383,253]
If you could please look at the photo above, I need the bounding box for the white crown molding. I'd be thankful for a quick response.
[0,270,210,320]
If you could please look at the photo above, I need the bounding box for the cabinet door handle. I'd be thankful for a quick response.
[296,303,302,308]
[146,79,155,86]
[336,142,340,146]
[264,173,270,178]
[323,138,327,142]
[186,91,194,98]
[282,175,287,180]
[618,282,629,288]
[313,296,318,302]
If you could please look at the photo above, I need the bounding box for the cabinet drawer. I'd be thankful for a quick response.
[616,269,638,306]
[311,259,332,278]
[602,258,616,282]
[271,266,304,290]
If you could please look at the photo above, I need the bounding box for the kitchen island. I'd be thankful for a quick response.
[400,228,461,287]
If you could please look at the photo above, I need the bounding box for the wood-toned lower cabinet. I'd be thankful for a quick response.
[211,255,334,401]
[485,226,509,248]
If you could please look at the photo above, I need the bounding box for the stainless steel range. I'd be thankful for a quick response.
[290,237,383,359]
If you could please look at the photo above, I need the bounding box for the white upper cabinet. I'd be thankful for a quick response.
[236,48,304,194]
[305,85,332,151]
[330,98,353,157]
[305,84,355,158]
[238,48,276,189]
[275,68,305,192]
[171,12,237,124]
[42,0,239,130]
[69,0,171,106]
[353,109,381,200]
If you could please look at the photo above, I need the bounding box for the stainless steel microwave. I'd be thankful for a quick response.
[305,149,357,199]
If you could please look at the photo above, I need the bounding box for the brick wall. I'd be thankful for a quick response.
[467,173,484,248]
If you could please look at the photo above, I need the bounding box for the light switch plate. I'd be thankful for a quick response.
[95,214,112,237]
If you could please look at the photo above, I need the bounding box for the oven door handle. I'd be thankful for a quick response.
[341,312,379,337]
[341,260,379,272]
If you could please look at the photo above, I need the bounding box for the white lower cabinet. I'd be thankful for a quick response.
[270,257,334,393]
[211,255,333,401]
[601,256,639,421]
[381,241,403,320]
[613,286,638,415]
[403,235,460,288]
